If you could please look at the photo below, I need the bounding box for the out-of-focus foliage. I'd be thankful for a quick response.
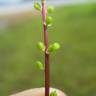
[0,4,96,96]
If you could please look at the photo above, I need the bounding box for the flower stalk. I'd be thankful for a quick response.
[41,0,50,96]
[34,0,60,96]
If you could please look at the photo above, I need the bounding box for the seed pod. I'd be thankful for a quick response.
[34,2,41,11]
[36,61,44,70]
[47,6,54,13]
[46,16,53,27]
[48,43,60,53]
[37,42,45,51]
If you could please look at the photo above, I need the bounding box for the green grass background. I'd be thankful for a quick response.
[0,4,96,96]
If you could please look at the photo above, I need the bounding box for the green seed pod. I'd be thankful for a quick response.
[37,42,45,51]
[34,2,41,11]
[50,91,58,96]
[47,6,54,13]
[46,16,53,27]
[36,61,44,70]
[48,43,60,53]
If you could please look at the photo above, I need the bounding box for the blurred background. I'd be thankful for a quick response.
[0,0,96,96]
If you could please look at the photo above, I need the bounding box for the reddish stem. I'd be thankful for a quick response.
[42,1,50,96]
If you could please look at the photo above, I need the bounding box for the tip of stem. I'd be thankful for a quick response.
[42,0,45,1]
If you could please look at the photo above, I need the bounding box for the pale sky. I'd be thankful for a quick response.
[0,0,21,4]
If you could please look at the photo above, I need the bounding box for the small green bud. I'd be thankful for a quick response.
[37,42,45,51]
[46,16,53,27]
[53,43,60,50]
[36,61,44,70]
[48,43,60,53]
[34,2,41,11]
[50,91,58,96]
[47,6,54,13]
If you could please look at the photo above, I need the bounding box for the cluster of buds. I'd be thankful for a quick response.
[36,41,60,72]
[37,42,60,53]
[34,2,60,68]
[34,0,60,96]
[34,1,54,27]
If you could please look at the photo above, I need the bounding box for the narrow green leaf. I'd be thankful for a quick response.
[36,61,44,70]
[50,91,58,96]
